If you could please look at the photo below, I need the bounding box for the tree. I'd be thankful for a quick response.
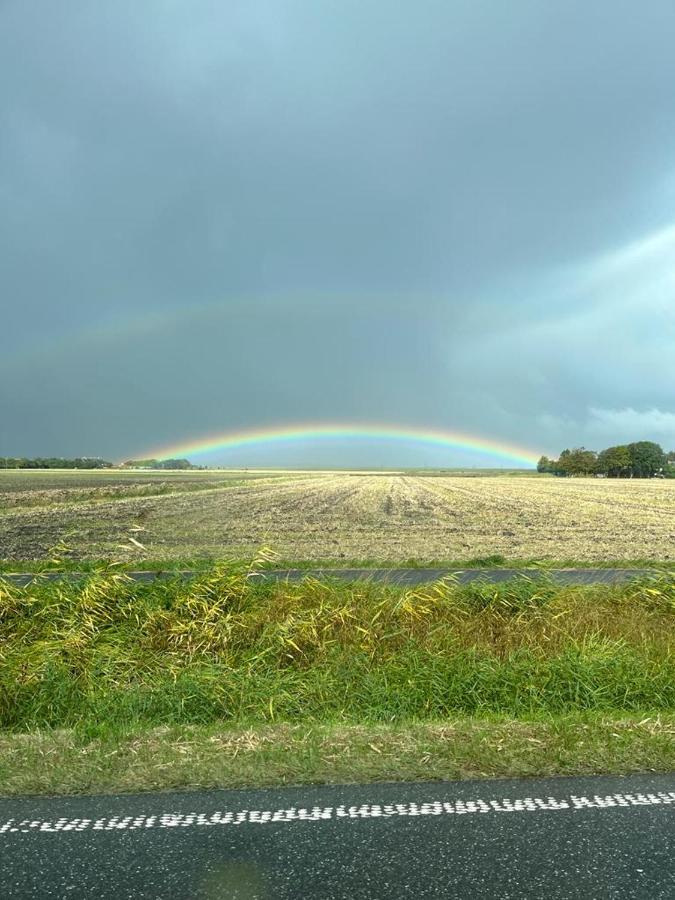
[596,445,632,477]
[541,441,668,478]
[537,456,555,473]
[122,459,159,468]
[122,458,196,470]
[155,458,194,470]
[0,457,112,469]
[627,442,666,478]
[555,447,597,476]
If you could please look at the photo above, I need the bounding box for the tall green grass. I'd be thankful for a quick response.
[1,557,673,732]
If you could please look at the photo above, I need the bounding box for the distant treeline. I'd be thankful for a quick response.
[0,456,200,470]
[538,442,675,478]
[121,458,199,470]
[0,457,113,469]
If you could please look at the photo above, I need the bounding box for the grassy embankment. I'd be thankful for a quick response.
[1,555,674,795]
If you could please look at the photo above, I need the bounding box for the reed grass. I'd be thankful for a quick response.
[1,557,673,733]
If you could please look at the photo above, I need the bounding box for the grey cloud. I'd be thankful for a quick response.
[2,1,675,463]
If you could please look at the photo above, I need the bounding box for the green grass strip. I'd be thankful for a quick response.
[1,714,674,796]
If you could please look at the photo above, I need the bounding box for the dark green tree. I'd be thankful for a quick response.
[122,458,196,470]
[596,445,632,477]
[0,457,112,469]
[537,456,555,473]
[555,447,597,476]
[627,442,666,477]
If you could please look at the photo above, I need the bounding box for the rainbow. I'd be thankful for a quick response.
[134,423,541,467]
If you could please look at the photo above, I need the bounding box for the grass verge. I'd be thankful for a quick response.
[1,715,674,796]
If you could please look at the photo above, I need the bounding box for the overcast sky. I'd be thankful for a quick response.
[2,1,675,466]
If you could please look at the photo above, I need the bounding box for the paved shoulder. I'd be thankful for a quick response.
[1,773,674,898]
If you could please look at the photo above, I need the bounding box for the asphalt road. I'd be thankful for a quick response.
[1,774,673,899]
[0,567,662,587]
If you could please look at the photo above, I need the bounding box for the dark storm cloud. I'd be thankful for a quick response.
[2,1,675,462]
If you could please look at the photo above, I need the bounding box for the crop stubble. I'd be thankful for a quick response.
[1,471,674,561]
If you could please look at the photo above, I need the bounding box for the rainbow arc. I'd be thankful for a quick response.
[134,423,541,467]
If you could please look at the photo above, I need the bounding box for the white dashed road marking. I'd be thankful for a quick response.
[1,791,673,836]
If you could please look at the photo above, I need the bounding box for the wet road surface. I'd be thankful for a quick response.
[1,773,674,898]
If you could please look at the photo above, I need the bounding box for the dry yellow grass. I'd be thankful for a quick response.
[1,471,675,562]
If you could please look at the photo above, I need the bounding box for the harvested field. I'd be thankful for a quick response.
[1,470,675,562]
[0,469,297,503]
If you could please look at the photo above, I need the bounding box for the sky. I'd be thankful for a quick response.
[2,1,675,467]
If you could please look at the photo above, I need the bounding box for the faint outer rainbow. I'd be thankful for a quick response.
[133,423,541,467]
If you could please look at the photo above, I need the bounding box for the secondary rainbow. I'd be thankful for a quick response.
[135,424,541,467]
